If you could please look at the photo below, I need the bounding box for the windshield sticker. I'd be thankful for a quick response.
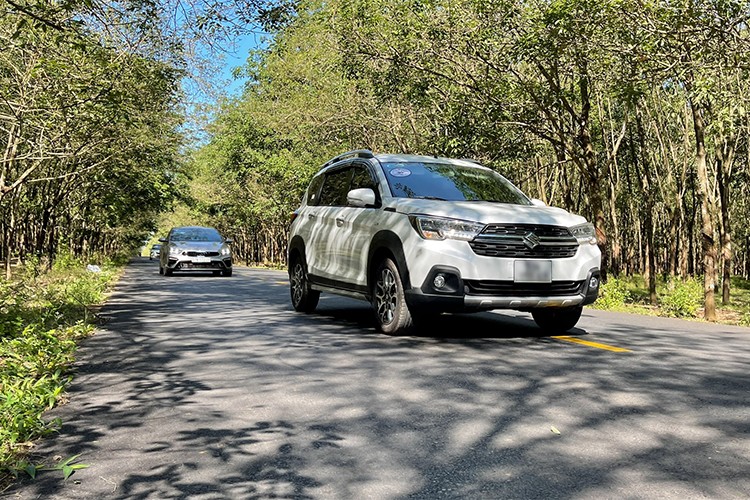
[389,168,412,178]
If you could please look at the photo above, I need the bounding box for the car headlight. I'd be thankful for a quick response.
[570,222,598,245]
[409,215,485,241]
[169,246,182,256]
[220,244,231,256]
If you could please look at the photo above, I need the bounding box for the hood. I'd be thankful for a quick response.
[387,198,587,227]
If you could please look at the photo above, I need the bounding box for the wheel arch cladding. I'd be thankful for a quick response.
[368,230,411,291]
[288,235,306,270]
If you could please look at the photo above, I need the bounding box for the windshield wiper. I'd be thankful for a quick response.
[412,196,448,201]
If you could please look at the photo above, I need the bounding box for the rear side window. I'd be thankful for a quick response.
[318,168,353,206]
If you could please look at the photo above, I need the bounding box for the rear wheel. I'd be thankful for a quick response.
[290,258,319,313]
[372,258,413,335]
[531,306,583,333]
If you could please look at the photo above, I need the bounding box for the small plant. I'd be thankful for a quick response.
[595,277,631,310]
[51,251,80,272]
[660,277,702,317]
[10,454,89,480]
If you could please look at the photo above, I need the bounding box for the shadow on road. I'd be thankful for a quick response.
[10,258,750,499]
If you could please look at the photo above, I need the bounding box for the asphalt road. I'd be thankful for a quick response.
[6,258,750,499]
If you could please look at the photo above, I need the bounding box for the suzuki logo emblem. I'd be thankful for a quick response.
[523,232,541,250]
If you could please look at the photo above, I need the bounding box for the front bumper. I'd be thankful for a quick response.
[405,266,600,312]
[166,255,232,271]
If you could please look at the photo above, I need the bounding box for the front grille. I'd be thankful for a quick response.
[465,280,584,296]
[176,262,223,269]
[186,251,220,257]
[481,224,573,238]
[470,224,578,258]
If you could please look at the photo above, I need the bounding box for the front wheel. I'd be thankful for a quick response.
[290,259,319,313]
[531,306,583,334]
[222,269,232,277]
[372,258,414,335]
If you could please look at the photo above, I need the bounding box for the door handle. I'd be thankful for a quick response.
[335,217,345,227]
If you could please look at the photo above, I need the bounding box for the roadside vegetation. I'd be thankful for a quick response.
[594,275,750,326]
[0,255,122,484]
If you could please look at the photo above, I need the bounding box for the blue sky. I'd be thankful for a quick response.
[220,31,269,96]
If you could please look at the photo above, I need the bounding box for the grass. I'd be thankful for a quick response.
[0,255,122,486]
[592,274,750,327]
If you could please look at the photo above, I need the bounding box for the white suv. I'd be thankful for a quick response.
[288,150,601,334]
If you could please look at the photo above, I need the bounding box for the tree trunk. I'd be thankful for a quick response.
[576,65,607,280]
[634,108,657,304]
[689,99,717,321]
[716,136,734,305]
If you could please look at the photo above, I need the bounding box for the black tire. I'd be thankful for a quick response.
[372,258,414,335]
[164,267,173,276]
[222,269,232,277]
[159,265,164,275]
[290,258,319,313]
[531,306,583,333]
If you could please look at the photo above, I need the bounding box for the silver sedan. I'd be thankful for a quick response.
[159,226,233,277]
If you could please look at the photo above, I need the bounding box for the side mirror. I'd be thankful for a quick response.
[224,238,234,244]
[158,238,167,243]
[530,198,547,207]
[347,188,377,208]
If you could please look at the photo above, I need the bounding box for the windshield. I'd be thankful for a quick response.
[170,227,223,242]
[381,162,531,204]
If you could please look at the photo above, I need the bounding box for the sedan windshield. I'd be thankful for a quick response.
[381,162,531,204]
[170,227,223,242]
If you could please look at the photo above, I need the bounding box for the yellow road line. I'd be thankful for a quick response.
[275,281,288,285]
[551,336,631,352]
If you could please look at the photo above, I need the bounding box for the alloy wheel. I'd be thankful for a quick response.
[291,262,305,307]
[375,267,398,326]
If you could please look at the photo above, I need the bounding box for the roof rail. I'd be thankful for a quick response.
[322,149,375,168]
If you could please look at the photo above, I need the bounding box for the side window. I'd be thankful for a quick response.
[306,174,325,206]
[318,168,353,206]
[350,165,378,192]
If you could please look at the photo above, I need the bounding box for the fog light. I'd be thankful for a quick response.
[433,274,447,289]
[589,276,599,289]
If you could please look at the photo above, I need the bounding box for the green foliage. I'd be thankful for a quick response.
[1,4,186,269]
[192,0,750,308]
[595,278,631,310]
[659,278,703,318]
[0,263,116,479]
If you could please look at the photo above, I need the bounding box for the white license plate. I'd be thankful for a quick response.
[192,256,211,263]
[514,260,552,283]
